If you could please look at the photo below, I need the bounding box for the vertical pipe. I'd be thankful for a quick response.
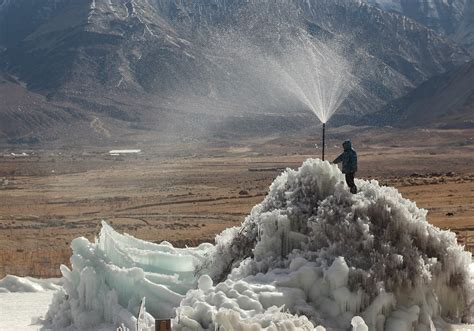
[322,122,326,161]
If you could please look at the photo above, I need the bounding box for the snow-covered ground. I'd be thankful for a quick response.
[1,159,473,330]
[0,276,61,331]
[0,292,55,330]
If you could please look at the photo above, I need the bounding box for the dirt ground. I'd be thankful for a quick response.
[0,127,473,277]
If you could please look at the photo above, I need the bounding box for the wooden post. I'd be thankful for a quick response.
[155,319,171,331]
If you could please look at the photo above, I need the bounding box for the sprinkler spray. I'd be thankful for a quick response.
[322,122,326,161]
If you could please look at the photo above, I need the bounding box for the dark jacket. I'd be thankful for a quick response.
[333,140,357,174]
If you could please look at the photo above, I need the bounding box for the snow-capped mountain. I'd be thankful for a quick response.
[0,0,471,143]
[363,0,474,52]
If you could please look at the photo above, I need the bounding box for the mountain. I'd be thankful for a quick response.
[368,59,474,127]
[0,0,470,144]
[364,0,474,53]
[0,72,85,143]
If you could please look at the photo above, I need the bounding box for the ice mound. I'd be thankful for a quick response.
[44,223,213,330]
[45,159,473,330]
[0,275,61,293]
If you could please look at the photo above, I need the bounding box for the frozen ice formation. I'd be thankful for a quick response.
[0,275,61,293]
[45,158,473,330]
[44,222,212,330]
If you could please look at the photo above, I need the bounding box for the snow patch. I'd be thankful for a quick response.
[0,275,61,293]
[109,149,141,155]
[0,292,56,330]
[9,152,29,157]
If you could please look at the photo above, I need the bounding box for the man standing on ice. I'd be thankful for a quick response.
[333,140,358,194]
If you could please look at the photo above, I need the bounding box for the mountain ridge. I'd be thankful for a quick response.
[368,59,474,128]
[363,0,474,52]
[0,0,471,144]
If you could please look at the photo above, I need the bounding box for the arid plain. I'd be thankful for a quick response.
[0,127,473,278]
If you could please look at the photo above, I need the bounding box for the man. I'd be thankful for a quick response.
[333,140,358,194]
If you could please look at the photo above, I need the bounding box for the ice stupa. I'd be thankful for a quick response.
[45,159,473,330]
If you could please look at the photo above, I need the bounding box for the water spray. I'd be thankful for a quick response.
[206,28,353,162]
[322,122,326,161]
[266,38,352,162]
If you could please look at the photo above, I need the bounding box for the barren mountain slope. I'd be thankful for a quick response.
[370,60,474,127]
[0,0,470,143]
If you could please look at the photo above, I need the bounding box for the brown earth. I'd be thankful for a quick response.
[0,127,473,277]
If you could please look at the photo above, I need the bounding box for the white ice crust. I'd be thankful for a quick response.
[44,159,473,330]
[0,275,61,293]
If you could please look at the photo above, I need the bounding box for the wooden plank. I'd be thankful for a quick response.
[155,319,171,331]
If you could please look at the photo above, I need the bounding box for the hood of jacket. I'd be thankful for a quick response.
[342,140,352,151]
